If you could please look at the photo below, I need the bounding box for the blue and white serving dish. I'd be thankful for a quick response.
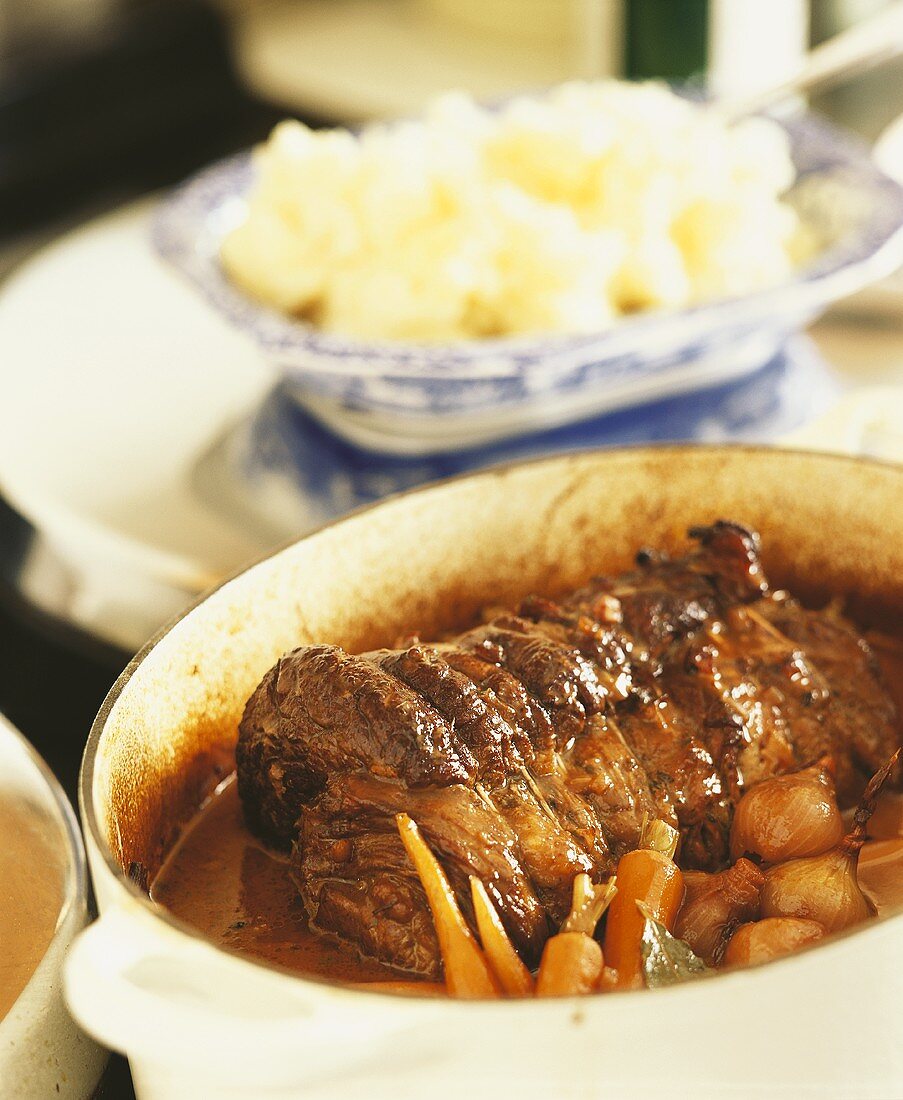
[206,336,840,539]
[154,111,903,456]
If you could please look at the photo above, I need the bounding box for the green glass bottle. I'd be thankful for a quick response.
[625,0,709,84]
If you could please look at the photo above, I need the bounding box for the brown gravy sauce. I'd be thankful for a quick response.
[152,777,903,988]
[0,798,66,1020]
[151,776,419,986]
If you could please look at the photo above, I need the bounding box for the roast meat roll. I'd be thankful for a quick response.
[236,522,901,978]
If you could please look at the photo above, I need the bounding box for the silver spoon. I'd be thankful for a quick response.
[717,0,903,121]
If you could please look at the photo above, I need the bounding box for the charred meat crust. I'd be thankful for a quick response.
[236,645,478,843]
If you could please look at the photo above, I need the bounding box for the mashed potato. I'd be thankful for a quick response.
[221,82,804,343]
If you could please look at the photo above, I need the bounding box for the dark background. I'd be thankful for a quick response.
[0,4,284,1093]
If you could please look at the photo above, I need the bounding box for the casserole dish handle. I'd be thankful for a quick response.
[65,902,423,1088]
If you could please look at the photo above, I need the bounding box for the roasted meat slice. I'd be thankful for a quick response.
[372,646,528,780]
[514,596,636,702]
[564,520,768,661]
[532,769,610,866]
[615,693,733,869]
[237,645,479,843]
[297,773,550,976]
[663,605,826,799]
[563,713,675,856]
[439,647,551,760]
[300,805,441,978]
[486,775,598,921]
[756,595,902,799]
[455,617,609,751]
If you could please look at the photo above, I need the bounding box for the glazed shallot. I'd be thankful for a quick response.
[761,752,899,933]
[724,918,825,967]
[673,858,764,966]
[730,761,843,864]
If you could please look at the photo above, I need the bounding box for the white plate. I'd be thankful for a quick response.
[0,201,275,648]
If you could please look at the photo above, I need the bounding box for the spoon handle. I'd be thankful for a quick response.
[719,1,903,121]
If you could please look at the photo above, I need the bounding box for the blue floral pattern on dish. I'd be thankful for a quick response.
[208,336,840,537]
[153,111,903,455]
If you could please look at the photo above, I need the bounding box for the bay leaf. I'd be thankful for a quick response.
[638,901,711,989]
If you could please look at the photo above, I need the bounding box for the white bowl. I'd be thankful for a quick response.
[67,445,903,1099]
[0,715,107,1098]
[154,112,903,455]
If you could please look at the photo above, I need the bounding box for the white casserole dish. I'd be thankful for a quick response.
[65,445,903,1099]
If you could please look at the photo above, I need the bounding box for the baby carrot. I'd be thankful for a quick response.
[535,933,603,997]
[470,876,535,997]
[396,813,500,999]
[536,873,617,998]
[603,819,684,989]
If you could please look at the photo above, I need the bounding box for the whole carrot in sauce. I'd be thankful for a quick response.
[470,876,535,997]
[396,813,500,999]
[535,873,617,997]
[603,819,684,989]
